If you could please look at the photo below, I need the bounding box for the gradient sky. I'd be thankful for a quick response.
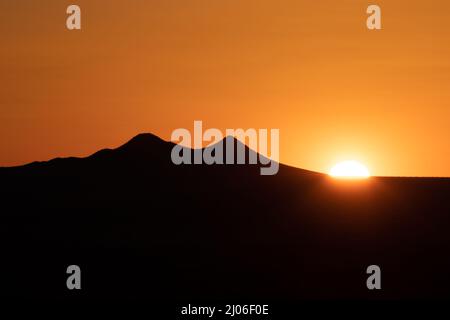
[1,0,450,176]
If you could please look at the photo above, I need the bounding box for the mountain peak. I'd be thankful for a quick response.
[127,133,165,144]
[117,133,168,151]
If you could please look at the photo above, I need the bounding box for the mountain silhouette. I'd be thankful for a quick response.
[1,133,450,301]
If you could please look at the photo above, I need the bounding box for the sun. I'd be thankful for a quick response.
[329,160,370,179]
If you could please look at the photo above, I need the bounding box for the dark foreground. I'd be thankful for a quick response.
[1,134,450,310]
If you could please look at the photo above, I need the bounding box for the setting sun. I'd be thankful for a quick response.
[329,160,370,179]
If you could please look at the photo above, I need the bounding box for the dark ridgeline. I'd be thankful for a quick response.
[1,133,450,301]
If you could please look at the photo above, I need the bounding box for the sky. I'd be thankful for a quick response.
[1,0,450,176]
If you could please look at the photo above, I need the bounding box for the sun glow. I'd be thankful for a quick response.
[329,160,370,179]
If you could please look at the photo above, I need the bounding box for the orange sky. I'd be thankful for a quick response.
[1,0,450,176]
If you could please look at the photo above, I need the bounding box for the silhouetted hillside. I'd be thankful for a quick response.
[1,133,450,302]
